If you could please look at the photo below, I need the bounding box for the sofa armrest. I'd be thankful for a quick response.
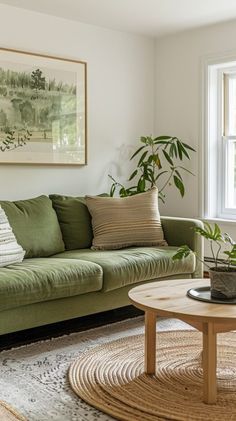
[161,216,204,278]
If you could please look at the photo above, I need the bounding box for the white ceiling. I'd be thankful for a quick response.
[1,0,236,37]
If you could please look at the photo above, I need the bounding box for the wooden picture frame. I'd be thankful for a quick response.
[0,48,87,165]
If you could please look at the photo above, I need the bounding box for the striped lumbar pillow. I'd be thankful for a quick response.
[0,205,25,267]
[85,187,167,250]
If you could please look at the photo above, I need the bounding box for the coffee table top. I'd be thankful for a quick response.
[129,278,236,322]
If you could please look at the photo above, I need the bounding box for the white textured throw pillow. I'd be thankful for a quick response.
[0,205,25,267]
[85,187,167,250]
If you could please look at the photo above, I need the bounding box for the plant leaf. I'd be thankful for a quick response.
[182,142,196,152]
[128,169,138,181]
[153,154,162,168]
[176,140,183,160]
[175,169,183,180]
[173,175,185,196]
[137,178,146,192]
[109,184,115,197]
[137,150,148,167]
[158,191,166,203]
[163,149,173,166]
[169,143,178,158]
[130,145,146,160]
[154,140,170,146]
[223,232,236,245]
[172,245,191,260]
[119,187,128,197]
[180,144,190,159]
[154,135,172,140]
[195,223,222,241]
[213,223,221,238]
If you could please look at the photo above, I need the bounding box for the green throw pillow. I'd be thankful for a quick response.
[0,195,65,258]
[50,194,108,250]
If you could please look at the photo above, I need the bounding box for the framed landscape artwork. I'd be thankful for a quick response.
[0,48,87,165]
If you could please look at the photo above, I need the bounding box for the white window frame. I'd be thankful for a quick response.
[202,55,236,221]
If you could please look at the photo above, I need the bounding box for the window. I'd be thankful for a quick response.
[224,73,236,211]
[205,60,236,220]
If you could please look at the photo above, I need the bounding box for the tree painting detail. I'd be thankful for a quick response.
[0,50,86,164]
[0,129,32,152]
[31,69,46,94]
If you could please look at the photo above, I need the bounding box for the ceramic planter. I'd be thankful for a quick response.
[209,267,236,299]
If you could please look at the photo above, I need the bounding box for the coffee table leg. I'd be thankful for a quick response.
[202,322,217,404]
[145,311,156,374]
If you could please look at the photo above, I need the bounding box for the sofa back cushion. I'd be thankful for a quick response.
[0,195,65,258]
[50,195,93,250]
[50,194,108,250]
[85,187,167,250]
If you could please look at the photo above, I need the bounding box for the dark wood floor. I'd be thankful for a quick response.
[0,306,144,351]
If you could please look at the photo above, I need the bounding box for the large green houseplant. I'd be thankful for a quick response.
[109,135,195,202]
[173,223,236,299]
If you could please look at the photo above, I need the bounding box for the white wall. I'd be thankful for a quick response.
[2,4,235,257]
[0,4,155,199]
[155,20,236,255]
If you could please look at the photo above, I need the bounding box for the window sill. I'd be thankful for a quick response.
[202,217,236,225]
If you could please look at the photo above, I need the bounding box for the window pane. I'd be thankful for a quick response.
[225,139,236,208]
[226,76,236,136]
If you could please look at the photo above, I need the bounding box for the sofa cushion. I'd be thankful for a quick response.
[0,258,103,311]
[85,187,167,250]
[50,195,93,250]
[53,246,195,292]
[0,196,65,258]
[50,193,108,250]
[0,205,25,266]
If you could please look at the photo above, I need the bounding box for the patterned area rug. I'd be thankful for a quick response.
[0,317,192,421]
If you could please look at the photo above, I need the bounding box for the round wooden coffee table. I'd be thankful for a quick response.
[129,278,236,404]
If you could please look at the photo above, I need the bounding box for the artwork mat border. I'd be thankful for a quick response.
[0,47,87,166]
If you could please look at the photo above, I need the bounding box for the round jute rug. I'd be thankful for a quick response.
[0,401,26,421]
[69,330,236,421]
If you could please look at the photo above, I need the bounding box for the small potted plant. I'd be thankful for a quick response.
[173,222,236,299]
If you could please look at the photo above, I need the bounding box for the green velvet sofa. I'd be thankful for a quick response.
[0,195,203,336]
